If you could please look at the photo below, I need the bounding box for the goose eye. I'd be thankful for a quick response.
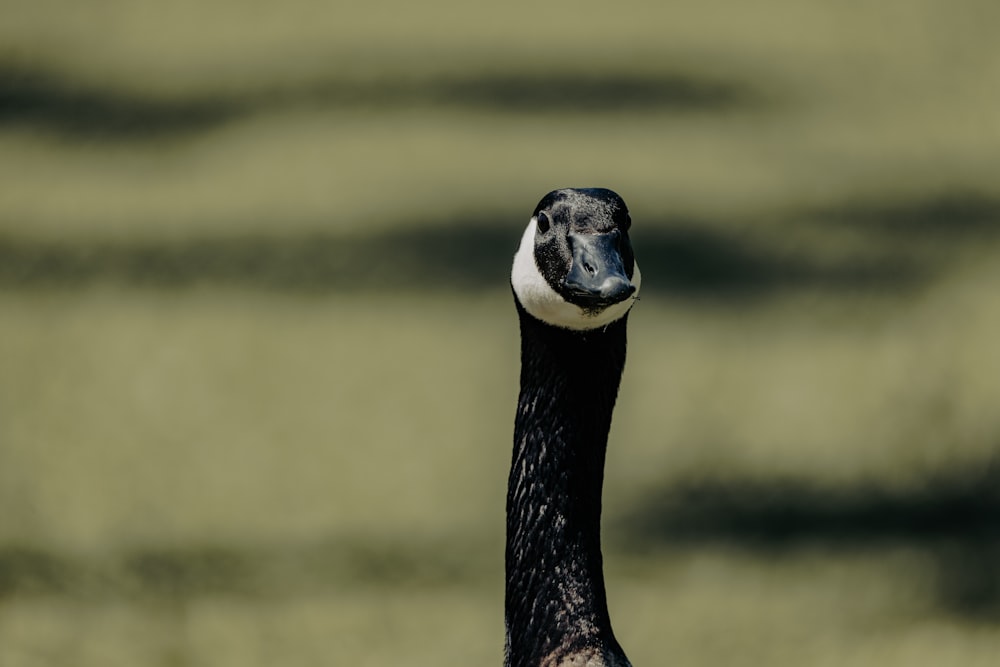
[623,214,632,231]
[536,212,550,233]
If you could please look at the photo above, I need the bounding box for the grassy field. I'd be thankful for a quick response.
[2,1,1000,665]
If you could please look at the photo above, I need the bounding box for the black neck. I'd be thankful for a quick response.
[505,301,630,667]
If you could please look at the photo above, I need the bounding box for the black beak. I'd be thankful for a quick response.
[563,230,636,308]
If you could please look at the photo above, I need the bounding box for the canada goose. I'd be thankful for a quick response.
[506,188,640,667]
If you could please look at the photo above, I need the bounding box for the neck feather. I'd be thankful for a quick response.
[505,301,630,667]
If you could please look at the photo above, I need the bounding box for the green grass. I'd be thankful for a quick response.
[2,0,1000,664]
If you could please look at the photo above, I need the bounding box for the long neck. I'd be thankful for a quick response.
[505,302,630,667]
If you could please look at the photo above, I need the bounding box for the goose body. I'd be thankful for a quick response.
[506,188,640,667]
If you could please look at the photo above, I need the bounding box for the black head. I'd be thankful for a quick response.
[512,188,641,330]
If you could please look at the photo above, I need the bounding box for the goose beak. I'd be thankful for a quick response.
[563,230,636,308]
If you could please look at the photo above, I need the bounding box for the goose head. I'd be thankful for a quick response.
[512,188,641,331]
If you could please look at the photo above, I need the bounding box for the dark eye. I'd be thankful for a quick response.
[622,213,632,231]
[536,211,550,233]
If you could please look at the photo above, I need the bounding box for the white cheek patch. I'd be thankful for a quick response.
[511,218,641,331]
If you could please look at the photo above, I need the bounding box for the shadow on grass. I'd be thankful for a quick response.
[634,224,927,298]
[0,63,757,139]
[2,465,997,621]
[0,535,497,601]
[3,191,997,296]
[813,191,1000,237]
[0,218,946,299]
[0,66,241,139]
[619,461,1000,620]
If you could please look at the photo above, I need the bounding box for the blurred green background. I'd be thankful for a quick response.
[2,1,1000,665]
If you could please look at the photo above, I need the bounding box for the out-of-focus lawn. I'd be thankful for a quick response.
[2,1,1000,665]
